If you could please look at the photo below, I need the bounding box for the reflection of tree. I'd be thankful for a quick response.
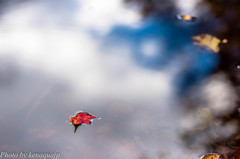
[182,1,240,158]
[199,0,240,85]
[124,0,177,17]
[123,0,240,158]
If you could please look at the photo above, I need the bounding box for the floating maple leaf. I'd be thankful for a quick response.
[200,153,222,159]
[68,112,100,133]
[192,34,223,53]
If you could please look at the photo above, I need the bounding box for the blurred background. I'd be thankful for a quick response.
[0,0,240,159]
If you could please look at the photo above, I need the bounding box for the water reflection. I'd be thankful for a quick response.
[0,0,239,159]
[0,56,18,87]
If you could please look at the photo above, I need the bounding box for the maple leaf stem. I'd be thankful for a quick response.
[74,125,79,133]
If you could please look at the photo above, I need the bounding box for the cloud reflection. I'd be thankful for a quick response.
[0,1,173,158]
[0,0,236,159]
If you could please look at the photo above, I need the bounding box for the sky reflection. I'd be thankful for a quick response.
[0,0,238,159]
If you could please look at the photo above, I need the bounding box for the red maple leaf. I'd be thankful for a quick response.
[68,112,100,133]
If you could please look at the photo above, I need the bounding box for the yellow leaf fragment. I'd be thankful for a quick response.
[192,34,221,53]
[200,153,222,159]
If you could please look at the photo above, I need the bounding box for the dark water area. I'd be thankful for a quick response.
[0,0,240,159]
